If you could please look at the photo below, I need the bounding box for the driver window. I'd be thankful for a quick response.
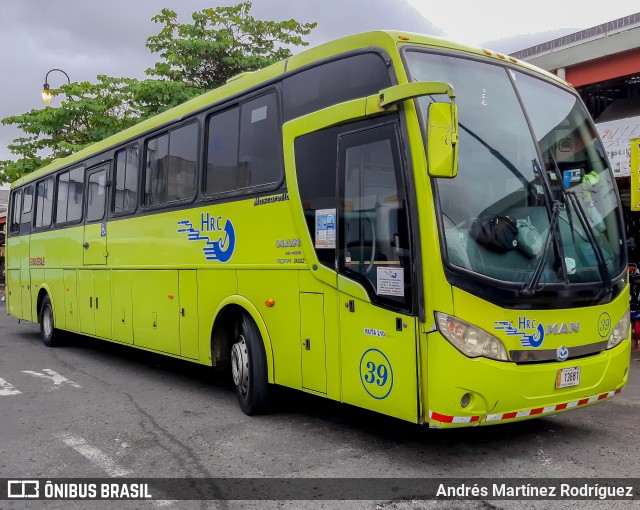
[338,123,412,311]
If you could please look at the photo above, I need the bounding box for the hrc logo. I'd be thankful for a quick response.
[495,317,545,348]
[177,212,236,263]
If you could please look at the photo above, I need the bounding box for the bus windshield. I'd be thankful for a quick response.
[405,50,625,290]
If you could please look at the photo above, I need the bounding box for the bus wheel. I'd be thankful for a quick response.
[230,314,270,415]
[40,295,62,347]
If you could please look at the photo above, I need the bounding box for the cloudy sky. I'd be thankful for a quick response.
[1,0,639,187]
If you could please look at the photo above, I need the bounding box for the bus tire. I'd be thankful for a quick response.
[40,295,62,347]
[231,313,270,415]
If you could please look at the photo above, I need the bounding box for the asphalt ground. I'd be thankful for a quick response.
[0,302,639,510]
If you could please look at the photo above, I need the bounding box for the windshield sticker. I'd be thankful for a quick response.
[251,105,268,123]
[315,209,336,249]
[377,268,404,297]
[177,212,236,263]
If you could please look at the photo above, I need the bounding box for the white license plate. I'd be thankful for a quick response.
[556,366,580,389]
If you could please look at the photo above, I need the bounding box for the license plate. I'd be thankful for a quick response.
[556,366,580,389]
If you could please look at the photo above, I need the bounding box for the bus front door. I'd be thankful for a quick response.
[335,123,418,424]
[285,104,419,423]
[83,166,108,266]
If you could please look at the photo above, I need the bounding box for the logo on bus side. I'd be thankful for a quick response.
[177,212,236,263]
[494,316,580,349]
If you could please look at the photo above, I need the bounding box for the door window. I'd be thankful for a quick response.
[338,124,412,310]
[87,169,107,222]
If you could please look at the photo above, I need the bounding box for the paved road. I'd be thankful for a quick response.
[0,303,639,510]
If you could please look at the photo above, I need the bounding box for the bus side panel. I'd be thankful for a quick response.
[5,269,22,317]
[63,270,79,332]
[78,270,95,336]
[45,269,65,328]
[94,270,112,339]
[30,268,45,322]
[132,270,181,355]
[197,269,237,366]
[179,270,199,360]
[237,270,302,390]
[111,270,133,344]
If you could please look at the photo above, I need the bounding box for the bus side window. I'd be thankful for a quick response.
[9,189,22,234]
[205,92,281,196]
[294,126,340,269]
[34,178,54,229]
[21,185,33,227]
[114,146,139,213]
[283,53,393,121]
[55,166,84,223]
[144,122,197,206]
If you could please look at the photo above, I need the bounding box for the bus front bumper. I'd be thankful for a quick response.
[424,332,630,428]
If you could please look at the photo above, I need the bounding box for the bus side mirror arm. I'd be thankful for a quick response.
[378,82,455,107]
[374,81,459,179]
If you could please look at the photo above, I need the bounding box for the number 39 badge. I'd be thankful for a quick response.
[359,348,394,400]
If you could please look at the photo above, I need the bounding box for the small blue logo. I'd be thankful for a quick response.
[556,346,569,362]
[177,212,236,263]
[495,316,545,348]
[359,349,393,400]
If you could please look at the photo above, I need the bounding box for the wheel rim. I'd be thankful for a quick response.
[231,334,249,394]
[43,305,53,337]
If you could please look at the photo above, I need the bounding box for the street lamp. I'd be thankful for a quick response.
[42,68,71,103]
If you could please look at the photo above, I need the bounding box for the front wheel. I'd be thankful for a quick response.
[40,295,63,347]
[231,313,270,415]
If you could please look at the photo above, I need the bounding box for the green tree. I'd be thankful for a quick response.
[146,2,317,89]
[0,2,316,183]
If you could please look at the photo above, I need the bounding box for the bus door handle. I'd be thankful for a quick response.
[83,242,89,249]
[345,300,355,312]
[304,339,311,350]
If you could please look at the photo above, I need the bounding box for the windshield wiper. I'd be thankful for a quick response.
[522,159,568,295]
[522,200,564,295]
[547,155,612,295]
[565,191,613,294]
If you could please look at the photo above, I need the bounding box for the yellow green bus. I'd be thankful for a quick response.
[5,31,631,427]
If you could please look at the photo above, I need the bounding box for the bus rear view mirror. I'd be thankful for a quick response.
[427,101,459,179]
[377,82,459,179]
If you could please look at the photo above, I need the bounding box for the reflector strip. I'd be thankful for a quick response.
[428,388,622,425]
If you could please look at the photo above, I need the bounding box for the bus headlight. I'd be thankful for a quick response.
[436,312,508,361]
[607,308,630,350]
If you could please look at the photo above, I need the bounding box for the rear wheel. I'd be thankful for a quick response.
[40,295,62,347]
[231,313,270,415]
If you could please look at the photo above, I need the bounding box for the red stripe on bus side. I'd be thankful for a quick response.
[430,412,454,423]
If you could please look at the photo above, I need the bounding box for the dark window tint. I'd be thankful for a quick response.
[56,166,84,224]
[9,190,21,233]
[144,122,198,206]
[206,107,240,194]
[35,178,54,228]
[338,124,411,311]
[283,53,392,121]
[21,185,33,226]
[206,93,281,195]
[22,186,33,215]
[87,169,107,222]
[295,126,340,268]
[114,146,139,213]
[239,94,281,187]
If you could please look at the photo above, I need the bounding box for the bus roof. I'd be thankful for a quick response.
[11,30,564,188]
